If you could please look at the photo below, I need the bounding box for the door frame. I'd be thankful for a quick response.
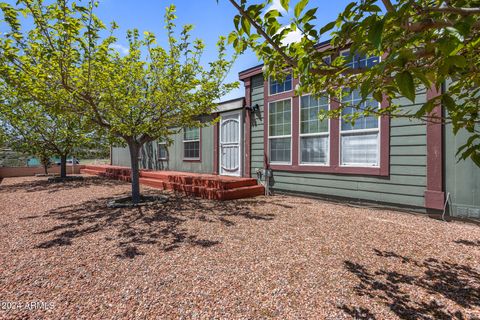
[219,109,244,177]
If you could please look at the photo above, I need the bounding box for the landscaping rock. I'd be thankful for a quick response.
[0,175,479,319]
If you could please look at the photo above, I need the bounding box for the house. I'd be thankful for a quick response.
[111,53,480,218]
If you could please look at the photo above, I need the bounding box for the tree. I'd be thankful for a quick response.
[0,125,6,147]
[0,81,93,178]
[37,150,53,175]
[225,0,480,165]
[0,1,237,203]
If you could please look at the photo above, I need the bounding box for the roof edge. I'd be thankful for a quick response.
[238,39,333,80]
[238,64,264,80]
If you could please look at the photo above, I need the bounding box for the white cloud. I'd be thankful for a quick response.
[265,0,288,14]
[111,43,129,55]
[280,27,303,45]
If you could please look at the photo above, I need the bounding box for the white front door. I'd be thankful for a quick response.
[220,111,242,176]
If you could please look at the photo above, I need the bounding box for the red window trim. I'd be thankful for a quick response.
[263,78,390,176]
[183,127,202,163]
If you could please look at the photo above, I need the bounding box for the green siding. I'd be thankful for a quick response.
[445,126,480,218]
[111,147,131,167]
[112,125,215,174]
[249,77,428,209]
[249,74,266,176]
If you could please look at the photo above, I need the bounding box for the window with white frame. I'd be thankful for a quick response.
[269,99,291,163]
[341,50,379,69]
[183,127,200,160]
[300,94,329,164]
[340,89,379,166]
[158,142,168,160]
[269,74,292,95]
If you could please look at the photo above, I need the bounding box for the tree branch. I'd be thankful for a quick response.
[227,0,298,69]
[427,6,480,16]
[382,0,395,12]
[404,19,454,32]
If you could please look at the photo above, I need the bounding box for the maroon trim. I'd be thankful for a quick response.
[213,116,219,174]
[244,80,252,177]
[238,41,335,80]
[239,65,263,80]
[263,79,270,167]
[379,94,391,176]
[330,97,340,168]
[183,127,202,163]
[263,77,390,176]
[425,86,445,210]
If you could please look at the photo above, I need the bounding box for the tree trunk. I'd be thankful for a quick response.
[128,141,141,204]
[60,154,67,179]
[43,163,49,175]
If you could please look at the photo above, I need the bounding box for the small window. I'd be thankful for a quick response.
[183,127,200,160]
[269,99,291,163]
[300,94,329,164]
[341,51,379,69]
[269,74,292,95]
[340,89,379,166]
[158,142,168,160]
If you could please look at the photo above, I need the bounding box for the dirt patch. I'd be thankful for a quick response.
[0,176,479,319]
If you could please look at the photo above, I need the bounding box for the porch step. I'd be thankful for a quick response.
[81,165,264,200]
[139,178,265,200]
[80,168,106,176]
[140,171,257,189]
[220,185,265,200]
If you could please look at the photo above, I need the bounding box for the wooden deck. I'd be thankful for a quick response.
[80,165,265,200]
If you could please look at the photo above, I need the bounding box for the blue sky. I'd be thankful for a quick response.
[93,0,354,101]
[2,0,354,101]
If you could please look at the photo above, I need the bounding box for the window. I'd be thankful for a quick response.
[341,51,379,69]
[340,89,379,166]
[269,74,292,95]
[300,94,329,164]
[158,142,167,160]
[269,99,292,163]
[183,127,200,160]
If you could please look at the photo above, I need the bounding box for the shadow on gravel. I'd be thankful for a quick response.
[453,239,480,247]
[0,176,123,194]
[340,249,480,319]
[31,192,275,258]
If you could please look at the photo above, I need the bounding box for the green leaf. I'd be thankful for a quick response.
[446,55,467,68]
[233,15,241,31]
[320,21,335,35]
[280,0,289,12]
[446,27,464,42]
[227,31,237,44]
[240,16,251,35]
[294,0,308,18]
[395,71,415,102]
[368,18,384,50]
[441,94,456,110]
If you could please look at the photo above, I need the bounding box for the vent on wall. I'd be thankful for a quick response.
[454,205,480,218]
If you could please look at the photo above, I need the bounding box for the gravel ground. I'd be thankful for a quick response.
[0,176,479,320]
